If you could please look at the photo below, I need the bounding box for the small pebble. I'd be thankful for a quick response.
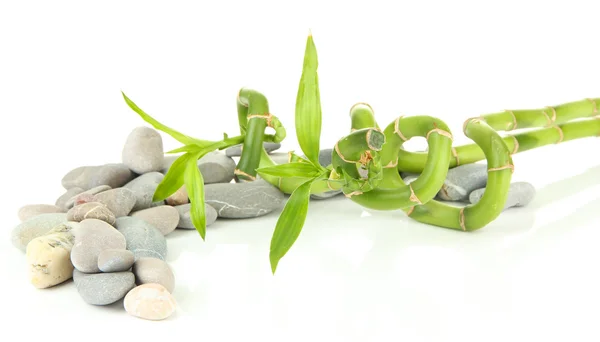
[124,283,177,321]
[174,203,218,229]
[26,223,77,288]
[122,126,165,174]
[132,257,175,293]
[67,202,116,225]
[204,179,285,218]
[198,151,236,184]
[70,219,127,273]
[437,163,488,201]
[65,185,111,209]
[89,163,135,189]
[92,187,137,217]
[469,181,536,210]
[225,142,281,157]
[123,172,165,211]
[73,270,135,305]
[18,204,64,222]
[11,213,69,252]
[55,187,84,211]
[115,216,167,261]
[130,205,179,235]
[165,185,188,206]
[98,249,135,272]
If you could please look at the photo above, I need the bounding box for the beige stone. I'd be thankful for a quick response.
[26,223,76,289]
[67,202,116,226]
[18,204,65,222]
[124,283,176,321]
[165,185,188,206]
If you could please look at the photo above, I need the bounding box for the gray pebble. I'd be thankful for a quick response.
[204,179,285,218]
[92,187,137,217]
[437,163,488,201]
[65,185,111,209]
[89,163,135,189]
[122,126,165,174]
[115,216,167,261]
[225,142,281,157]
[469,182,536,210]
[55,187,84,211]
[98,249,135,272]
[132,257,175,293]
[70,219,127,273]
[174,203,218,229]
[18,204,64,222]
[123,172,165,211]
[73,270,135,305]
[11,213,69,252]
[61,165,99,190]
[198,151,236,184]
[130,205,180,236]
[66,202,116,226]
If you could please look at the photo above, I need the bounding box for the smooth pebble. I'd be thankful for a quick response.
[124,283,176,321]
[11,213,69,252]
[204,179,285,218]
[65,185,111,209]
[130,205,179,235]
[122,126,165,174]
[98,249,135,272]
[55,187,84,211]
[92,187,137,217]
[26,223,77,288]
[124,172,165,211]
[89,163,135,189]
[73,270,135,305]
[437,163,488,201]
[165,185,188,206]
[225,142,281,157]
[18,204,64,222]
[174,203,217,229]
[469,181,536,210]
[67,202,116,225]
[132,257,175,293]
[115,216,167,261]
[70,219,127,273]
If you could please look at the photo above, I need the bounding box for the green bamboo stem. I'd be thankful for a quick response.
[397,117,600,173]
[402,118,514,231]
[339,115,453,210]
[350,103,380,130]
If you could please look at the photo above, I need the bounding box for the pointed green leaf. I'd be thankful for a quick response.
[184,151,207,240]
[269,176,315,274]
[295,34,323,169]
[256,162,320,178]
[122,91,214,147]
[153,152,195,202]
[165,144,204,154]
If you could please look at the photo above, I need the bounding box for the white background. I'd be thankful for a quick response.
[1,1,600,341]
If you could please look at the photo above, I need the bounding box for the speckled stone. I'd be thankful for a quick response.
[123,172,165,211]
[55,187,84,211]
[98,249,135,272]
[130,206,179,235]
[11,213,69,252]
[469,182,536,210]
[70,219,127,273]
[225,142,281,157]
[73,270,135,305]
[18,204,65,222]
[132,257,175,293]
[115,216,167,261]
[66,202,116,226]
[437,163,488,201]
[65,185,111,209]
[26,223,77,288]
[124,283,177,321]
[92,187,137,217]
[122,126,165,174]
[204,179,285,218]
[89,163,135,189]
[174,203,218,229]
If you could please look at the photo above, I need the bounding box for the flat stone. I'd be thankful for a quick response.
[61,165,99,190]
[98,249,135,272]
[55,187,84,211]
[65,185,111,209]
[165,185,188,206]
[469,181,536,210]
[73,270,135,305]
[89,163,135,189]
[437,163,488,201]
[225,142,281,157]
[130,205,179,235]
[115,216,167,261]
[132,257,175,293]
[204,179,285,218]
[122,126,165,174]
[70,219,127,273]
[11,213,69,252]
[26,223,77,289]
[18,204,64,222]
[162,151,236,184]
[174,203,217,229]
[123,172,165,211]
[66,202,116,226]
[92,187,137,217]
[124,283,177,321]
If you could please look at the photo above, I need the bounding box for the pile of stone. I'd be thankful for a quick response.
[10,126,297,321]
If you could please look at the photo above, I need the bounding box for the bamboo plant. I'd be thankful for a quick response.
[122,33,600,274]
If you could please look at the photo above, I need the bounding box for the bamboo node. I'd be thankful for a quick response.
[406,206,415,216]
[462,117,483,135]
[488,163,515,173]
[334,143,353,163]
[384,158,398,168]
[247,113,274,127]
[408,184,422,204]
[553,125,564,143]
[426,128,453,141]
[344,190,363,198]
[394,116,409,141]
[451,147,460,166]
[234,168,256,181]
[459,207,466,231]
[237,90,249,108]
[587,98,598,114]
[365,129,380,151]
[541,110,553,127]
[350,102,374,114]
[504,110,518,130]
[545,106,557,123]
[511,135,519,155]
[327,179,336,191]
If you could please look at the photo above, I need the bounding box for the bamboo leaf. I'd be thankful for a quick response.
[256,162,320,178]
[269,176,315,274]
[122,91,214,147]
[184,151,207,240]
[153,152,196,202]
[295,34,322,169]
[165,144,204,154]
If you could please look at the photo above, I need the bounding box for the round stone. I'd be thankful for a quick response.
[132,257,175,293]
[65,185,111,210]
[92,187,137,217]
[89,163,135,189]
[174,203,217,229]
[122,126,165,174]
[115,216,167,261]
[67,202,116,226]
[165,185,188,206]
[18,204,64,222]
[55,187,84,211]
[123,172,165,211]
[73,270,135,305]
[204,179,285,218]
[130,205,179,235]
[70,219,127,273]
[11,213,69,252]
[124,283,177,321]
[98,249,135,272]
